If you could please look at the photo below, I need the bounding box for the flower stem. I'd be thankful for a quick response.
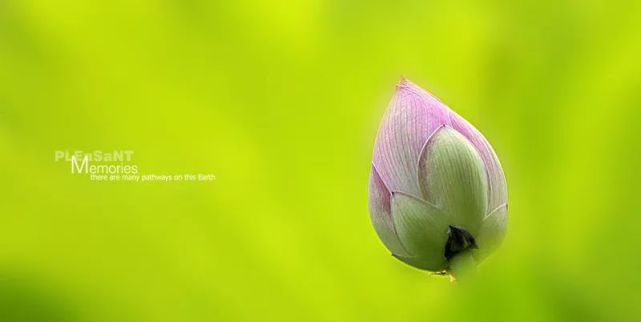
[448,250,476,281]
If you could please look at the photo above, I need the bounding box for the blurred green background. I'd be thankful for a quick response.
[1,0,641,321]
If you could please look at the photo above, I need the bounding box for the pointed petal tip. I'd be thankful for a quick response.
[393,78,444,106]
[395,77,414,91]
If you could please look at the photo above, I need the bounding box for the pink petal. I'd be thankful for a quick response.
[372,79,451,197]
[368,165,408,256]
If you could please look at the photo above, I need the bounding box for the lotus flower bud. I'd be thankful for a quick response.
[368,79,507,274]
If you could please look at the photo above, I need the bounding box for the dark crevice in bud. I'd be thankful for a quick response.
[444,225,477,261]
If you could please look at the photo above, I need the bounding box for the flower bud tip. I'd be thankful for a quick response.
[396,76,411,90]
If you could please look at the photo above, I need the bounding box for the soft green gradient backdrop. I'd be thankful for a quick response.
[1,1,641,321]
